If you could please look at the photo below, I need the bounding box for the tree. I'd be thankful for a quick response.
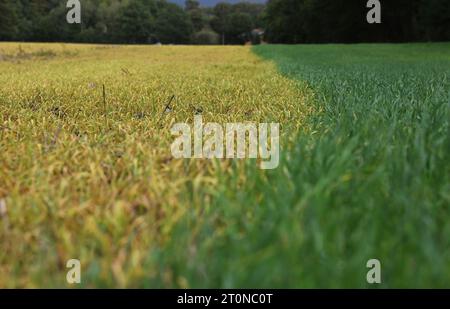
[210,2,262,45]
[227,12,253,44]
[115,0,155,44]
[233,2,265,28]
[418,0,450,41]
[263,0,433,43]
[2,0,449,44]
[211,3,232,44]
[153,3,193,44]
[0,0,19,40]
[185,0,205,32]
[264,0,304,43]
[192,29,220,45]
[185,0,199,11]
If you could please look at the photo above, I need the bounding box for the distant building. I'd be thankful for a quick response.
[241,28,265,45]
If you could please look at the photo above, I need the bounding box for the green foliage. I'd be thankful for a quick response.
[227,13,253,42]
[0,0,265,45]
[264,0,450,43]
[0,0,19,40]
[191,28,220,45]
[185,0,205,32]
[115,0,155,43]
[0,0,192,44]
[210,2,264,44]
[154,3,193,44]
[3,0,450,44]
[418,0,450,41]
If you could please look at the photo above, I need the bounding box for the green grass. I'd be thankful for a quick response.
[1,43,449,288]
[158,43,450,288]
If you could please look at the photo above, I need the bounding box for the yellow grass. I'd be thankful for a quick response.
[0,43,311,287]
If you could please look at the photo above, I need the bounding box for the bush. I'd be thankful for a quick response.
[191,29,220,45]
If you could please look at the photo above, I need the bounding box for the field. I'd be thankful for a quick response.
[0,42,449,288]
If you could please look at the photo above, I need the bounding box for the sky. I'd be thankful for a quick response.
[169,0,267,7]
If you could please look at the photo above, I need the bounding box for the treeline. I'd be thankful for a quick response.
[1,0,449,44]
[265,0,450,43]
[0,0,264,44]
